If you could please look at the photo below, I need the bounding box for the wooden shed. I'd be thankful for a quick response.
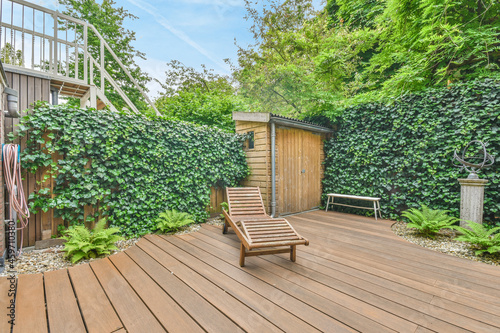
[234,112,332,216]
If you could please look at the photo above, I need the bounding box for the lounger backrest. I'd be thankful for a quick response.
[226,187,268,217]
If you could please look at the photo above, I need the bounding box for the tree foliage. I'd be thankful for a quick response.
[59,0,152,112]
[0,43,23,66]
[234,0,500,120]
[155,60,243,131]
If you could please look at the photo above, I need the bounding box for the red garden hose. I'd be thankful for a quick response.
[3,144,30,256]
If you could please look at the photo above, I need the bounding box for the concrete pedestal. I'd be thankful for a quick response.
[458,178,488,227]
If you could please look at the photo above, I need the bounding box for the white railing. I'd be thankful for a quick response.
[0,0,159,115]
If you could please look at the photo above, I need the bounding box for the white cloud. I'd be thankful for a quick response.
[127,0,230,73]
[135,57,167,99]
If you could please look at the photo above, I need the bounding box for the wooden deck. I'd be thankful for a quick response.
[2,210,500,332]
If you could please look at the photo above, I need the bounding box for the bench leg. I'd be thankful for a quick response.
[377,200,382,219]
[325,196,330,212]
[373,201,378,221]
[290,245,296,262]
[239,244,246,267]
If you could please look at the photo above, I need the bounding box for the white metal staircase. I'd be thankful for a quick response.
[0,0,159,115]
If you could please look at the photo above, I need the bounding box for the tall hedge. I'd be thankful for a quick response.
[16,103,249,236]
[323,79,500,225]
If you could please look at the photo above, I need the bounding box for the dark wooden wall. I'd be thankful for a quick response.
[5,71,50,247]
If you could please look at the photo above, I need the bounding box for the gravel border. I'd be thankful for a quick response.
[1,217,225,277]
[391,221,500,266]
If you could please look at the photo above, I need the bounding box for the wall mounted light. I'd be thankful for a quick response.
[4,87,20,118]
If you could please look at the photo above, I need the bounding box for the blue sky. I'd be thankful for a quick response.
[34,0,323,99]
[124,0,253,97]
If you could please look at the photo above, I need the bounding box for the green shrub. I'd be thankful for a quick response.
[156,209,194,233]
[61,218,124,263]
[453,221,500,256]
[401,205,459,238]
[15,103,249,236]
[323,79,500,224]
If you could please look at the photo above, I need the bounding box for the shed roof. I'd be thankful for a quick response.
[232,112,332,134]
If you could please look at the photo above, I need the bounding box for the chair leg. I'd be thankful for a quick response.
[239,244,246,267]
[222,220,228,234]
[290,245,296,262]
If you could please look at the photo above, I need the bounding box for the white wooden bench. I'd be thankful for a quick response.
[325,193,382,220]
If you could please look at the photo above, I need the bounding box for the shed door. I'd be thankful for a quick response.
[277,127,322,215]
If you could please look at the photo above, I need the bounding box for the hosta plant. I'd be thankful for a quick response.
[61,218,124,263]
[453,221,500,256]
[401,205,459,238]
[156,209,194,233]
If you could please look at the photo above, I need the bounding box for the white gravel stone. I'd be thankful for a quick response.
[392,221,500,266]
[0,218,225,277]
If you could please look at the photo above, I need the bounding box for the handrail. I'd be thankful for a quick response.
[0,0,160,116]
[88,25,158,114]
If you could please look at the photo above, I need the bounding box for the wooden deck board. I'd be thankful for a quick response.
[13,274,48,333]
[109,251,205,333]
[3,211,500,332]
[167,233,396,332]
[291,220,500,305]
[126,243,243,333]
[162,234,357,333]
[296,214,500,282]
[90,258,165,333]
[68,264,123,333]
[195,225,472,332]
[146,234,324,333]
[137,237,281,333]
[44,269,86,333]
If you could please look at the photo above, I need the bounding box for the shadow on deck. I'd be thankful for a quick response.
[2,211,500,332]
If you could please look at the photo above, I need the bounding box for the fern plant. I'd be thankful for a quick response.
[61,218,124,263]
[401,205,459,238]
[156,209,194,233]
[453,221,500,256]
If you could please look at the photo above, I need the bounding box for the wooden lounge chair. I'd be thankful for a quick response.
[222,187,309,266]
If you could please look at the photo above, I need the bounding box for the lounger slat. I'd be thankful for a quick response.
[231,206,266,210]
[231,202,260,207]
[246,224,289,229]
[229,193,259,196]
[245,220,287,225]
[248,239,309,249]
[247,227,292,233]
[248,230,296,236]
[249,232,299,240]
[227,187,259,191]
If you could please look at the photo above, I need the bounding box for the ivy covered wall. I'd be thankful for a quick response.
[16,103,249,236]
[323,79,500,225]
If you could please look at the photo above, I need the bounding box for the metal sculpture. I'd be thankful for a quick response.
[453,140,494,179]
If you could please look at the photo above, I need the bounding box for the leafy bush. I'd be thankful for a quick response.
[156,209,194,233]
[401,205,459,238]
[453,221,500,256]
[15,103,249,236]
[323,79,500,224]
[61,218,124,263]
